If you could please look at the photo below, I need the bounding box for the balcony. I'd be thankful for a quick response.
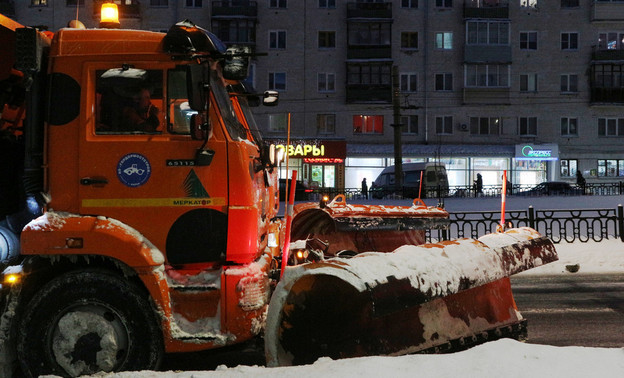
[464,45,511,63]
[463,87,510,105]
[93,0,141,19]
[212,1,257,18]
[591,87,624,104]
[591,0,624,22]
[347,46,391,60]
[347,2,392,19]
[592,49,624,61]
[346,84,392,104]
[464,0,509,19]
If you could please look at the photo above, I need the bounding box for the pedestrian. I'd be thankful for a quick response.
[474,173,483,195]
[361,178,368,199]
[502,174,512,196]
[576,170,586,194]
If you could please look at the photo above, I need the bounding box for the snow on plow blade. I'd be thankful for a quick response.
[290,196,450,255]
[265,227,557,366]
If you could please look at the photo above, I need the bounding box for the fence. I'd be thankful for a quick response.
[426,205,624,244]
[306,181,624,201]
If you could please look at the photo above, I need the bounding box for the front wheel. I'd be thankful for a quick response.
[17,270,163,377]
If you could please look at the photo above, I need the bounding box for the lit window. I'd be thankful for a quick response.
[353,115,383,134]
[435,32,453,49]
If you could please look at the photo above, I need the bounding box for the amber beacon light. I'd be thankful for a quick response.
[100,3,120,29]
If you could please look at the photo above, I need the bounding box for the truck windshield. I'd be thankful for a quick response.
[209,70,248,142]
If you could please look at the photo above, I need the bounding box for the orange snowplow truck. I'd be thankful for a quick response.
[0,8,558,378]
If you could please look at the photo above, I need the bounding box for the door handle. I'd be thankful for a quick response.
[80,177,109,186]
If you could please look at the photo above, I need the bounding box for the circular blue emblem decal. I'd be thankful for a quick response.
[117,153,151,187]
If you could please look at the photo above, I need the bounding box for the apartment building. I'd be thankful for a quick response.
[4,0,624,190]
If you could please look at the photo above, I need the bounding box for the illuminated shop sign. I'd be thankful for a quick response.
[304,158,344,164]
[515,144,558,161]
[273,144,325,157]
[269,140,347,161]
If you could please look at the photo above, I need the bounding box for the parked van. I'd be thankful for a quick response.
[370,162,449,199]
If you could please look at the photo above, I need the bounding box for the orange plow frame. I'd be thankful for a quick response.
[265,227,557,366]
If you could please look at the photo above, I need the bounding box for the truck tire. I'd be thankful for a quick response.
[16,270,163,377]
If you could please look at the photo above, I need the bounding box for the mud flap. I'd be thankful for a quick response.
[265,227,557,366]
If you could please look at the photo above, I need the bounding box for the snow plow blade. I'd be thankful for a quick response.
[265,227,557,366]
[290,196,449,255]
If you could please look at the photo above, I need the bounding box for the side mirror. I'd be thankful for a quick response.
[263,90,279,106]
[187,65,207,111]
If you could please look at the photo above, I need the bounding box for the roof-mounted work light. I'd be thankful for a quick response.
[100,3,120,29]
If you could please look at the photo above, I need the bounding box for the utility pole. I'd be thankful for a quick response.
[391,65,403,193]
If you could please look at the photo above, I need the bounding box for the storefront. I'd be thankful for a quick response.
[513,143,558,185]
[267,139,347,189]
[345,143,554,189]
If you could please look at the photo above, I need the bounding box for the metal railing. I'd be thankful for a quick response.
[426,205,624,244]
[305,181,624,201]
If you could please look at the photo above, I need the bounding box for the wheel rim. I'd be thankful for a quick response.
[49,303,130,376]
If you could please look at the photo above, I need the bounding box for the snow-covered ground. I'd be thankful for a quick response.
[48,195,624,378]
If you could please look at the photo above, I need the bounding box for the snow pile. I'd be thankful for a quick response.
[51,338,624,378]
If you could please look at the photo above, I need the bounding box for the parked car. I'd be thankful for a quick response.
[518,181,584,196]
[370,163,449,199]
[279,179,312,201]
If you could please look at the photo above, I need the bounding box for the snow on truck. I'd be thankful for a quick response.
[0,5,558,377]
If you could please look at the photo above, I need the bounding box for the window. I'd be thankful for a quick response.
[269,30,286,49]
[347,63,391,85]
[561,32,578,50]
[470,117,501,135]
[269,72,286,91]
[318,31,336,48]
[520,73,538,92]
[319,0,335,8]
[561,0,579,7]
[561,118,578,136]
[318,73,335,92]
[317,114,335,134]
[520,31,537,50]
[212,19,256,44]
[597,159,624,177]
[521,0,537,8]
[349,23,391,46]
[560,74,578,93]
[66,0,84,6]
[401,115,418,134]
[31,0,47,6]
[402,0,418,8]
[353,115,383,134]
[185,0,202,7]
[436,116,453,135]
[435,32,453,49]
[401,32,418,49]
[465,64,509,87]
[598,32,624,50]
[560,159,578,178]
[268,114,287,132]
[519,117,537,136]
[598,118,624,137]
[150,0,168,5]
[270,0,287,8]
[435,73,453,91]
[400,73,417,92]
[96,68,164,135]
[436,0,452,7]
[466,21,509,45]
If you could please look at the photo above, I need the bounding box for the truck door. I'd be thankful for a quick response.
[78,64,230,265]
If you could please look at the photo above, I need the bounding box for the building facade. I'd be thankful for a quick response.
[4,0,624,190]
